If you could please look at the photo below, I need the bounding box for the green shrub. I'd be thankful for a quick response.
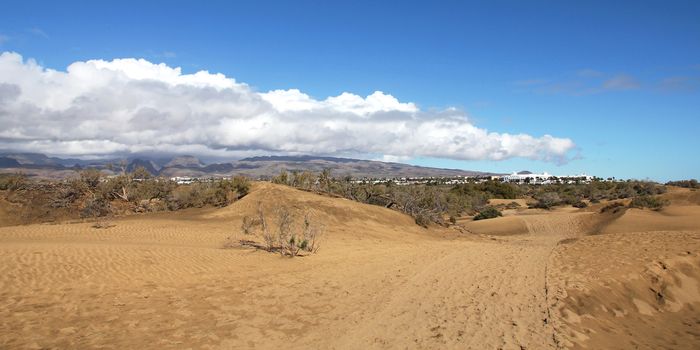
[532,192,561,209]
[629,195,668,211]
[473,206,502,221]
[476,180,520,199]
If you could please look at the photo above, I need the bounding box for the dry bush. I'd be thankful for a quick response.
[229,204,323,257]
[0,173,28,191]
[301,212,323,253]
[473,206,502,221]
[80,197,111,218]
[600,202,625,214]
[258,203,276,252]
[277,209,324,256]
[629,195,668,211]
[414,212,431,228]
[505,201,521,209]
[666,179,699,189]
[572,200,588,208]
[91,218,115,229]
[532,192,562,209]
[276,207,298,256]
[241,215,256,235]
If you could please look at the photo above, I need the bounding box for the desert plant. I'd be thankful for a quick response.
[666,179,699,189]
[629,195,668,211]
[272,169,289,185]
[572,200,588,208]
[414,212,431,228]
[476,180,520,199]
[257,203,275,252]
[600,202,625,213]
[91,218,114,229]
[505,201,522,209]
[276,207,300,256]
[532,192,561,209]
[318,168,332,193]
[79,168,102,190]
[80,197,111,218]
[241,215,256,235]
[0,173,28,191]
[473,206,502,221]
[301,212,322,253]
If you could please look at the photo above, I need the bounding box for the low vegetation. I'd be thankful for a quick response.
[629,195,668,211]
[600,202,626,214]
[2,165,672,229]
[271,168,667,226]
[0,173,28,191]
[473,206,502,221]
[666,179,699,189]
[0,167,250,224]
[228,203,323,257]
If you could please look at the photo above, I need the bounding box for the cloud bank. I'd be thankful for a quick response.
[0,52,575,163]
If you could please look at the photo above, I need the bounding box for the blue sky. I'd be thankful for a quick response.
[1,0,698,181]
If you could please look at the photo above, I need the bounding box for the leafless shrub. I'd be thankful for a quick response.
[277,207,299,256]
[600,202,625,214]
[241,215,256,235]
[225,204,323,257]
[80,198,110,219]
[301,212,323,253]
[91,217,114,229]
[258,203,276,252]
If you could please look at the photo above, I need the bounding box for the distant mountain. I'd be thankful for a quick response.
[126,159,161,175]
[242,155,360,164]
[0,157,21,167]
[229,156,491,178]
[164,155,204,168]
[0,152,63,166]
[0,152,496,179]
[0,152,105,168]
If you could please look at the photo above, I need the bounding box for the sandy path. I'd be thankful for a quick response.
[0,215,590,349]
[0,184,614,349]
[3,185,698,349]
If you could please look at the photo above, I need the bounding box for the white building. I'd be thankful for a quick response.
[171,176,194,184]
[501,172,594,184]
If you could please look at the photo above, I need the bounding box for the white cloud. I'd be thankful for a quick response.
[602,74,640,90]
[0,51,576,163]
[375,155,412,163]
[28,27,49,39]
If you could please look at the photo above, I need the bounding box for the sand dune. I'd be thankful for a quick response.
[550,231,700,349]
[0,183,698,349]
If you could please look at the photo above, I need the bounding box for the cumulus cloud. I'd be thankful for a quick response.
[0,52,576,163]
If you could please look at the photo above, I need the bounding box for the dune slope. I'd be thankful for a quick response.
[0,183,698,349]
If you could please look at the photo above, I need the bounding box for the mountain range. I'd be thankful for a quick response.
[0,153,495,179]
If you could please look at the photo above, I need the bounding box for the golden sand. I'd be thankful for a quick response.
[1,183,698,349]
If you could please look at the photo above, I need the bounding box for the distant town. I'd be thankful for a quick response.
[170,171,607,186]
